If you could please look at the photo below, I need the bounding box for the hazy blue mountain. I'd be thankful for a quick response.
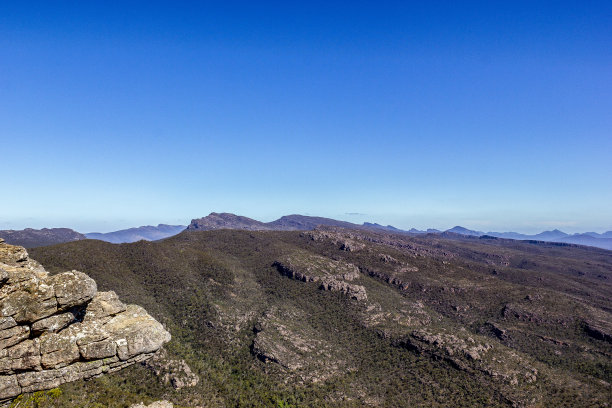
[487,231,531,240]
[446,226,484,236]
[464,229,612,251]
[558,234,612,250]
[582,231,612,239]
[85,224,186,244]
[407,228,441,234]
[362,222,406,232]
[485,230,567,241]
[531,229,569,241]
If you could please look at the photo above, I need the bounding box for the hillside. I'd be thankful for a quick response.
[27,227,612,407]
[0,228,86,248]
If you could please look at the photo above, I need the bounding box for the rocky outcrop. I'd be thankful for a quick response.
[319,278,367,301]
[251,306,355,383]
[274,253,366,301]
[143,348,199,389]
[130,401,174,408]
[584,320,612,344]
[0,239,171,403]
[307,226,457,259]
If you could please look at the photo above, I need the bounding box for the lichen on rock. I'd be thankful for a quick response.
[0,241,171,403]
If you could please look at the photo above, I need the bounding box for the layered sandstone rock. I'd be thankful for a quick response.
[130,401,174,408]
[0,239,171,403]
[274,253,367,301]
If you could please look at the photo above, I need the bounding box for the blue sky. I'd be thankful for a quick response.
[1,1,611,233]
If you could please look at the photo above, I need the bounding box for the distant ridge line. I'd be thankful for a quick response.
[2,213,610,250]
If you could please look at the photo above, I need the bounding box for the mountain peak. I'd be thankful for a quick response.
[188,213,270,231]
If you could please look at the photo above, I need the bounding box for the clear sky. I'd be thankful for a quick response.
[1,1,611,233]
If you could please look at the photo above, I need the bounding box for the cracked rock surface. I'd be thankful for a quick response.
[0,239,171,402]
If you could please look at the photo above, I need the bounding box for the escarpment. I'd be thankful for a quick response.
[0,239,171,403]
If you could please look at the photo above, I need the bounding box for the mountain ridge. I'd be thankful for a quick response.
[187,213,612,250]
[0,228,86,248]
[412,224,611,250]
[4,215,611,250]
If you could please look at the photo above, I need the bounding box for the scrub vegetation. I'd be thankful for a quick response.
[28,227,612,407]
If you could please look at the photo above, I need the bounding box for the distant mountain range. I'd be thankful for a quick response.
[2,214,611,250]
[187,214,612,250]
[444,226,612,250]
[409,228,442,234]
[0,228,86,248]
[85,224,186,244]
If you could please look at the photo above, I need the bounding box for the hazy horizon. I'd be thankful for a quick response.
[2,2,610,234]
[1,212,610,236]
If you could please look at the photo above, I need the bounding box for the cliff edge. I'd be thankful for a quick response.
[0,238,171,403]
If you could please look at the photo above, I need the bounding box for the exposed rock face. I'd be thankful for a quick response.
[130,401,174,408]
[274,253,367,301]
[319,278,367,301]
[251,306,355,383]
[143,348,199,389]
[0,240,171,403]
[584,321,612,344]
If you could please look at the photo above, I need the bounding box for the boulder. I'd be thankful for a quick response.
[50,271,97,309]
